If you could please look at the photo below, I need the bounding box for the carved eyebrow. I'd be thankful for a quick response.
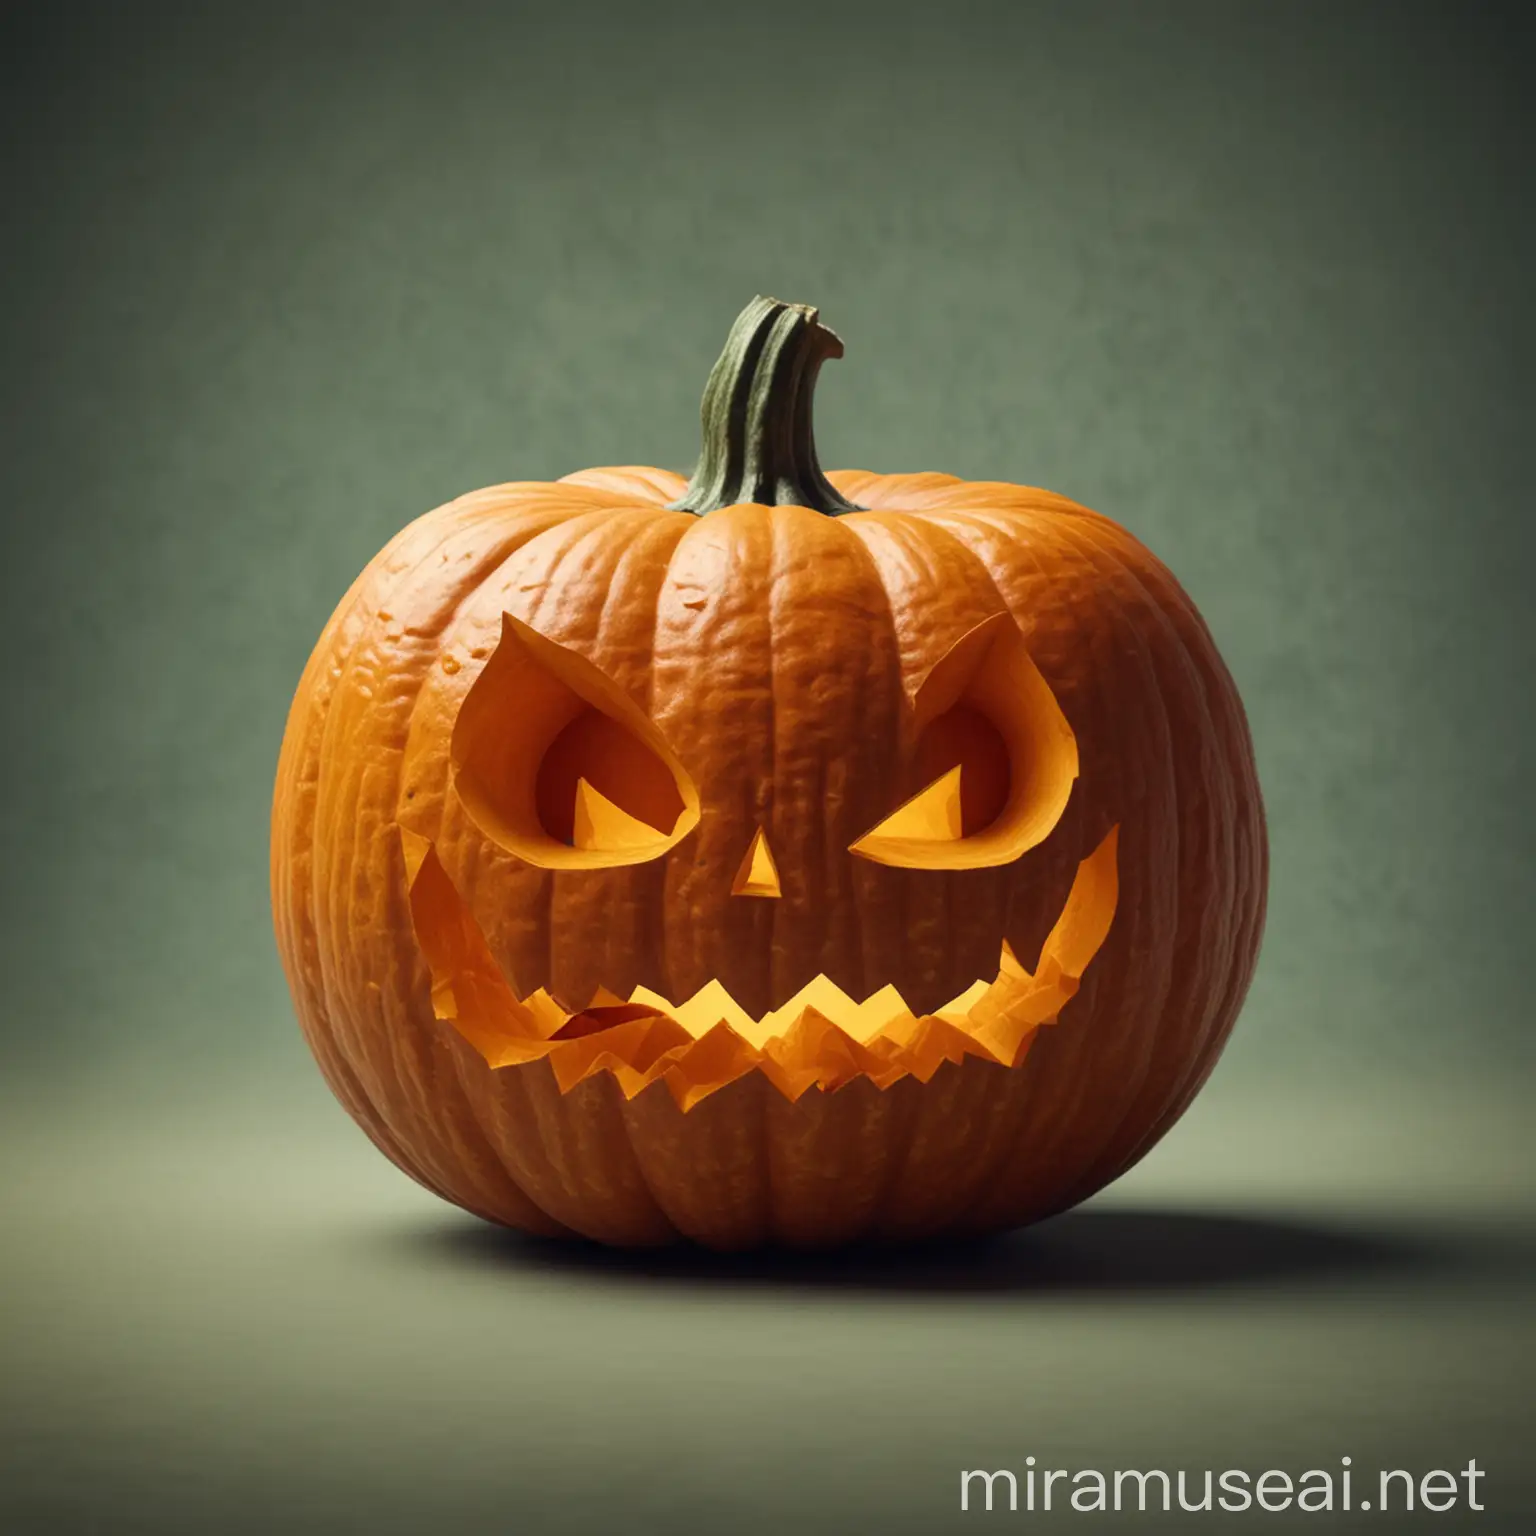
[451,613,700,869]
[850,613,1079,870]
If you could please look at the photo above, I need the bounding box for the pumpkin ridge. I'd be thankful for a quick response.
[385,818,573,1234]
[1090,539,1243,1186]
[843,509,1021,1009]
[1028,533,1189,1219]
[358,510,587,1192]
[1059,511,1267,1189]
[1035,511,1203,1184]
[458,1051,590,1237]
[558,464,690,505]
[821,511,906,1006]
[308,495,599,1215]
[274,549,409,1157]
[827,470,967,511]
[273,500,495,1107]
[435,501,684,1010]
[839,510,1036,1010]
[892,501,1072,989]
[912,503,1179,1233]
[858,1062,929,1241]
[277,498,518,1191]
[543,505,695,1008]
[442,1038,583,1238]
[1032,506,1259,1222]
[1049,507,1254,1182]
[651,501,778,1008]
[759,505,909,1009]
[604,1071,687,1244]
[904,502,1141,970]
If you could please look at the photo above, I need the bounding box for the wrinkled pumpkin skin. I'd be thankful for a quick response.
[270,464,1267,1247]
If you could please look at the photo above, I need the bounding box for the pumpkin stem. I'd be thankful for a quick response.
[668,296,862,516]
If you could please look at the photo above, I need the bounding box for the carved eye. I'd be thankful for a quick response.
[451,615,700,869]
[850,612,1079,870]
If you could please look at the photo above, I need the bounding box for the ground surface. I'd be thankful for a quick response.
[3,1073,1530,1534]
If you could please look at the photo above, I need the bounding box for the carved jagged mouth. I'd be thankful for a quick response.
[621,972,1003,1049]
[400,826,1119,1111]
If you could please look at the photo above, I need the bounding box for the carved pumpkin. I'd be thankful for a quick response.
[270,297,1267,1248]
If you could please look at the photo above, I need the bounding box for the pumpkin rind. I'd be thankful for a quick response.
[271,464,1266,1246]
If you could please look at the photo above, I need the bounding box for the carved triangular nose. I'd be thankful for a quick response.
[731,826,782,899]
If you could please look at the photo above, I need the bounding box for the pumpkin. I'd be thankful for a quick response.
[270,296,1267,1248]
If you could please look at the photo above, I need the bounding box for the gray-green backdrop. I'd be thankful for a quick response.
[2,2,1531,1533]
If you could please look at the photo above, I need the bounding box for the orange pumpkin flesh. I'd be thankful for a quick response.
[270,298,1267,1248]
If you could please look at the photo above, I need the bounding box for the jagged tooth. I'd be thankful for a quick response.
[607,970,1002,1045]
[855,983,912,1032]
[520,987,571,1038]
[870,1010,924,1047]
[998,936,1028,981]
[761,975,859,1039]
[936,978,992,1021]
[677,978,758,1037]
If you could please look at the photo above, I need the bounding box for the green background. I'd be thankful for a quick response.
[2,1,1531,1531]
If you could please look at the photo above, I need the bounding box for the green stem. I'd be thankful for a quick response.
[669,296,862,516]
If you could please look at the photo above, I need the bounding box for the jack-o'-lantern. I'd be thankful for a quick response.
[270,296,1267,1248]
